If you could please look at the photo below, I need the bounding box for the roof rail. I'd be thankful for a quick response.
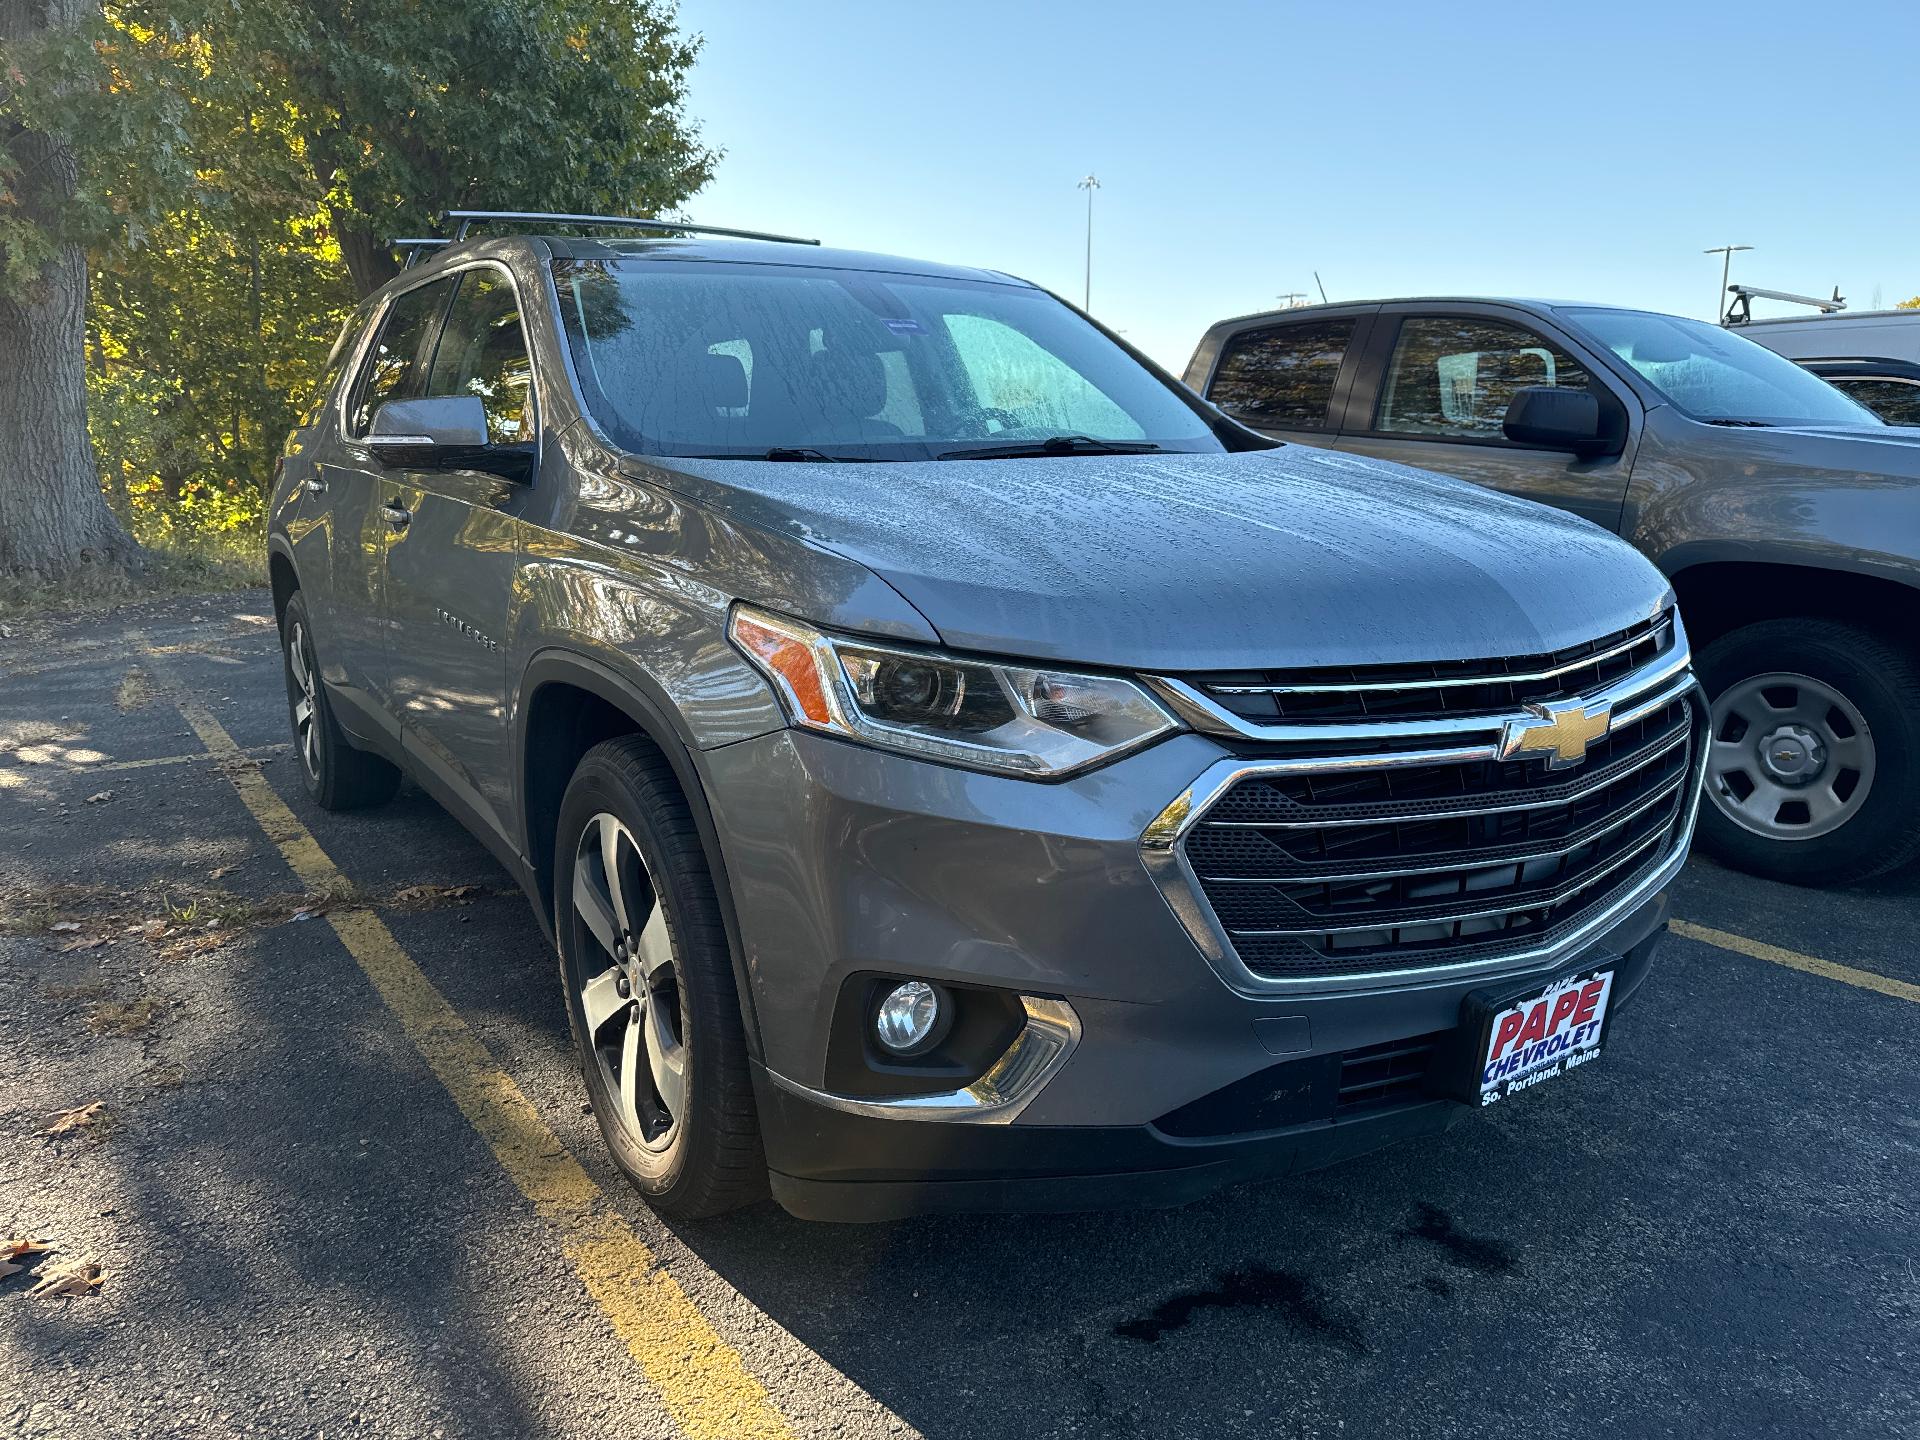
[444,209,819,247]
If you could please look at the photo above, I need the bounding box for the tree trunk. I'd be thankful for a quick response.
[0,0,138,580]
[337,216,399,300]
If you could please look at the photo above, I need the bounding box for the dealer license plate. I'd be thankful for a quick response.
[1470,968,1614,1107]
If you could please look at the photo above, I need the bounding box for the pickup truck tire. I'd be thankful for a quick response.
[279,592,401,811]
[554,737,766,1219]
[1696,618,1920,885]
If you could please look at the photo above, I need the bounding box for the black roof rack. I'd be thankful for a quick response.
[391,210,819,268]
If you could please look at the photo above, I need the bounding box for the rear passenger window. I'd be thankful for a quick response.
[347,280,454,436]
[1207,320,1355,430]
[1377,317,1591,440]
[1829,377,1920,427]
[428,269,536,444]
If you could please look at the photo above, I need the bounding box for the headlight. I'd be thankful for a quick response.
[728,605,1179,778]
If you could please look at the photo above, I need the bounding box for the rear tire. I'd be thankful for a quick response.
[1695,618,1920,885]
[279,591,400,811]
[554,736,766,1219]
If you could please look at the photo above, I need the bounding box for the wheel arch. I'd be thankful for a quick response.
[1667,556,1920,652]
[268,540,299,628]
[516,649,767,1060]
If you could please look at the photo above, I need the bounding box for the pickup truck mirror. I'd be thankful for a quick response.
[366,396,534,481]
[1502,386,1621,459]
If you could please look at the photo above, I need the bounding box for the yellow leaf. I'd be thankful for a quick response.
[43,1101,107,1136]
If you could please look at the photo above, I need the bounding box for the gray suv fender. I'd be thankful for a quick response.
[513,646,772,1064]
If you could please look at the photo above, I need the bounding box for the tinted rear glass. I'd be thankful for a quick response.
[1207,319,1354,430]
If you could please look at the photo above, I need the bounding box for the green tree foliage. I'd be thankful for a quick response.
[4,0,714,580]
[1899,297,1919,310]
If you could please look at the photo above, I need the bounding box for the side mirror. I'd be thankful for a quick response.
[1502,386,1621,459]
[366,396,533,481]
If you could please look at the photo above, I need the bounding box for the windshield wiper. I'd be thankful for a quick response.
[936,434,1165,461]
[1703,418,1778,428]
[683,448,880,462]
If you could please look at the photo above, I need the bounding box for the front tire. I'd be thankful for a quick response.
[1696,618,1920,885]
[554,737,766,1218]
[279,592,400,811]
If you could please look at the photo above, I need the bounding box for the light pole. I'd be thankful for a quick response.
[1704,244,1753,322]
[1078,174,1100,311]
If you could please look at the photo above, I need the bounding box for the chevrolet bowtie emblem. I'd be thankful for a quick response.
[1500,700,1611,770]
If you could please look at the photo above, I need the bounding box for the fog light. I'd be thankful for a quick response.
[873,980,942,1055]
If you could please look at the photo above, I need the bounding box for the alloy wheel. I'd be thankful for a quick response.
[1707,671,1875,841]
[569,812,688,1152]
[288,620,320,780]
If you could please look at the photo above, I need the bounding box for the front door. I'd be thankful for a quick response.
[319,276,458,745]
[380,264,538,854]
[1335,311,1634,532]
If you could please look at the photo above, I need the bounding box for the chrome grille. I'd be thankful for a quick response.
[1143,617,1705,987]
[1193,612,1671,724]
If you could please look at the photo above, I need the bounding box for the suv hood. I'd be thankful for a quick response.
[652,448,1671,672]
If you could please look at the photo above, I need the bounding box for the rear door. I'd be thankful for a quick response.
[1192,310,1375,446]
[1334,307,1634,531]
[317,276,458,742]
[380,263,538,851]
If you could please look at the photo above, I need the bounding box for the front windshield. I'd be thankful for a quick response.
[551,257,1224,460]
[1564,307,1881,427]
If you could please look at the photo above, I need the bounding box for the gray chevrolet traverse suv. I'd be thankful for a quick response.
[270,216,1704,1220]
[1187,300,1920,887]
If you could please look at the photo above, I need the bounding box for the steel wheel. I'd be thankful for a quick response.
[568,811,688,1152]
[287,619,320,781]
[1707,671,1875,841]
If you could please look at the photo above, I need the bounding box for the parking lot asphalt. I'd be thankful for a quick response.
[2,591,1915,1440]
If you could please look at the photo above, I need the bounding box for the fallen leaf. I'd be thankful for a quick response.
[0,1259,20,1280]
[58,935,109,953]
[3,1238,55,1261]
[49,921,82,934]
[42,1101,106,1136]
[29,1258,105,1298]
[209,864,239,880]
[85,791,114,804]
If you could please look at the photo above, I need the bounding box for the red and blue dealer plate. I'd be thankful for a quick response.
[1464,967,1615,1107]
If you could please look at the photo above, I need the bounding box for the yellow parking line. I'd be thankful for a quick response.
[137,641,797,1440]
[1672,919,1920,1004]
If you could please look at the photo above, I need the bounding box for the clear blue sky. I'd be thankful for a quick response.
[675,0,1918,372]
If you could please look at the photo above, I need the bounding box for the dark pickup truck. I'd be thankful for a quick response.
[1188,299,1920,886]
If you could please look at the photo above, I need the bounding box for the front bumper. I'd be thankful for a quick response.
[700,724,1683,1220]
[752,909,1667,1221]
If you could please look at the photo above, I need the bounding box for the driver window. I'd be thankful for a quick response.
[346,279,454,437]
[427,269,536,444]
[1377,317,1590,440]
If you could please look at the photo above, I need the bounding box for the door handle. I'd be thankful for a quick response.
[304,478,326,494]
[381,503,412,530]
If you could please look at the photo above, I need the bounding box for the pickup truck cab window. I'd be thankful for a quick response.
[1826,375,1920,426]
[1377,316,1592,441]
[1208,318,1355,431]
